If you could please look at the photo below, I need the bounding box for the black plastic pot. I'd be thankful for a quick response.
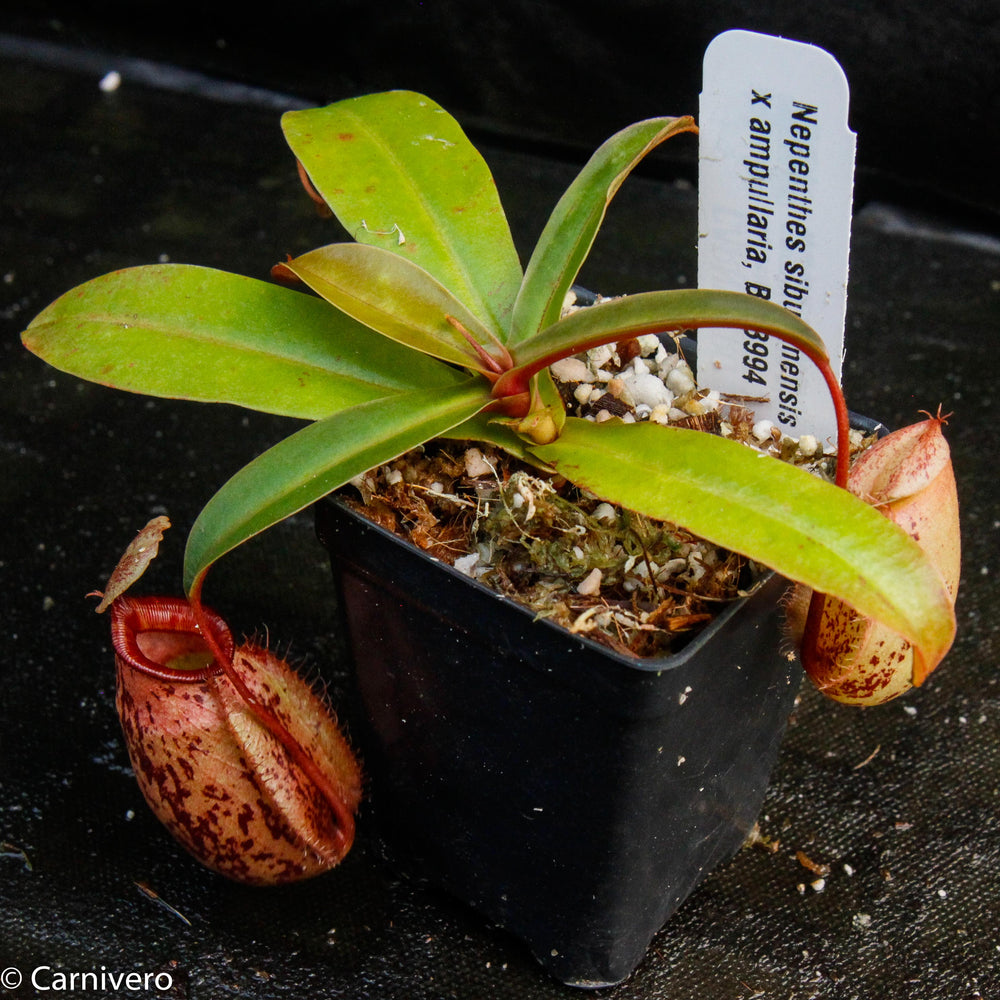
[316,494,802,987]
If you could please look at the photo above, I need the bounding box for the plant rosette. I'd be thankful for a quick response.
[22,90,960,986]
[335,317,883,661]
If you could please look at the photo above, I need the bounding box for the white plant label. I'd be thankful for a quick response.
[697,29,856,442]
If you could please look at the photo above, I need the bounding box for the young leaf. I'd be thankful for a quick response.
[184,378,493,592]
[532,418,956,676]
[510,115,697,344]
[282,91,522,338]
[532,367,568,437]
[275,244,509,373]
[441,411,553,469]
[22,264,464,419]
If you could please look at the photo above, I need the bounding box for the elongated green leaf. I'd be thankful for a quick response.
[282,92,522,338]
[22,264,464,419]
[184,378,493,591]
[500,289,830,397]
[277,244,506,372]
[532,419,956,672]
[510,116,696,344]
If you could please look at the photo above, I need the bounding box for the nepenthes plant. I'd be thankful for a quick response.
[22,89,960,881]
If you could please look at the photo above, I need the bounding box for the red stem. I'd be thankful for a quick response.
[445,315,509,376]
[792,348,851,667]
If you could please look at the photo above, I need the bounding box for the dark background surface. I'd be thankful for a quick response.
[3,0,1000,222]
[2,6,999,999]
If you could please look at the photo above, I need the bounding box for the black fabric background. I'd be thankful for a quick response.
[3,0,999,221]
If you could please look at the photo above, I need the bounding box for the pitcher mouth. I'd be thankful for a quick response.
[110,594,234,682]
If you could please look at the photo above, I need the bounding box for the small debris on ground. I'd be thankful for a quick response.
[134,880,192,926]
[1,841,32,871]
[796,850,832,877]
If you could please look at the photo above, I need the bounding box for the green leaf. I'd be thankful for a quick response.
[282,91,522,338]
[498,289,830,399]
[22,264,464,420]
[277,244,507,372]
[532,419,956,672]
[510,116,696,344]
[184,378,493,592]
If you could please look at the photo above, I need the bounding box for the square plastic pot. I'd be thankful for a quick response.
[316,495,800,988]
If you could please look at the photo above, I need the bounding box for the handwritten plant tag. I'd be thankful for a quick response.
[697,29,856,442]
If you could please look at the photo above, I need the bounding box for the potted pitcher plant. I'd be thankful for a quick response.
[21,89,960,986]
